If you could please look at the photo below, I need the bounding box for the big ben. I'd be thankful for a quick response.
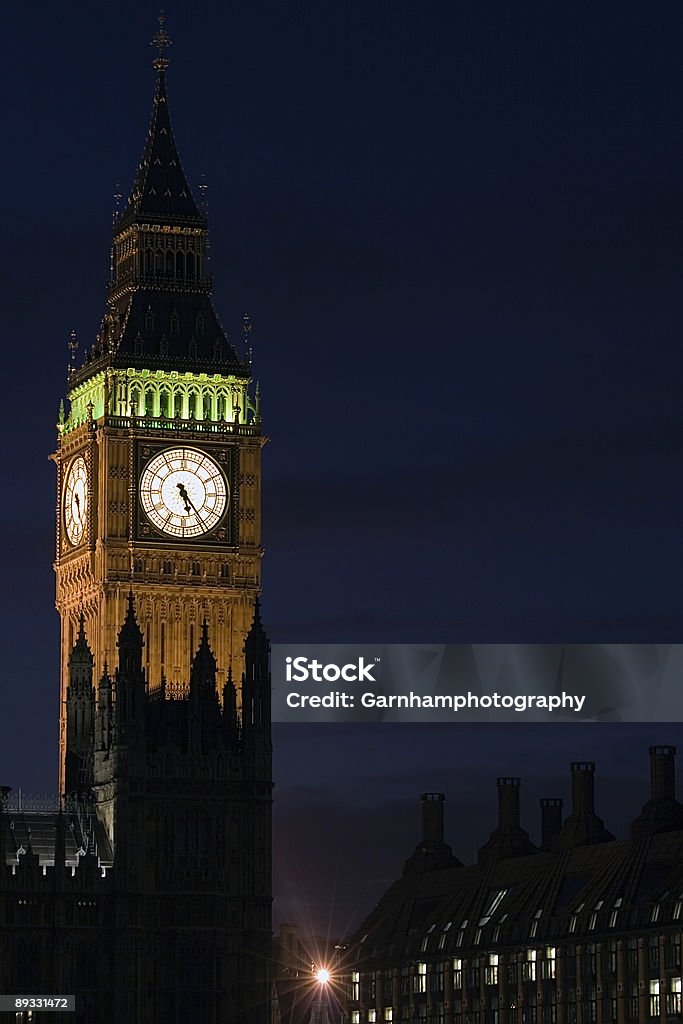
[54,19,263,787]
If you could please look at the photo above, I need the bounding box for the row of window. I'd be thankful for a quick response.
[351,939,683,1004]
[417,893,683,953]
[132,560,230,579]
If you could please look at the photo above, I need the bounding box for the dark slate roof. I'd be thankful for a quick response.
[119,70,205,230]
[348,830,683,967]
[2,807,113,870]
[71,290,247,385]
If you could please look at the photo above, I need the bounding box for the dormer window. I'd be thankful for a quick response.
[145,308,155,332]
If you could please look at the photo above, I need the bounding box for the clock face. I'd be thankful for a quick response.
[64,455,88,546]
[139,447,229,538]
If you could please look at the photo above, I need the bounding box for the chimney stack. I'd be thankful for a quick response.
[497,777,521,830]
[631,745,683,839]
[650,745,676,801]
[540,798,563,851]
[570,761,595,815]
[403,793,461,876]
[421,793,444,843]
[553,761,615,850]
[478,777,536,864]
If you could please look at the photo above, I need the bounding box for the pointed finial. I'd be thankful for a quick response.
[68,329,79,371]
[78,610,86,640]
[242,314,253,365]
[198,176,209,216]
[151,11,172,71]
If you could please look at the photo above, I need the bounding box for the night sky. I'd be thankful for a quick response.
[2,1,683,938]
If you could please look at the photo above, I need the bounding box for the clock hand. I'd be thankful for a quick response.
[74,493,82,523]
[176,481,199,516]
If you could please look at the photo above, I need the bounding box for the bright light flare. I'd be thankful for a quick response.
[315,967,330,984]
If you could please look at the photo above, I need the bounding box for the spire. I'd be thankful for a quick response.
[245,598,270,656]
[69,612,94,674]
[118,591,144,650]
[190,619,218,700]
[69,14,249,387]
[119,19,204,231]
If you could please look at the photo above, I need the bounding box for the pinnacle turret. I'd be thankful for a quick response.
[190,620,218,701]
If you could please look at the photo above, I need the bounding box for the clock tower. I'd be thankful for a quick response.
[54,27,263,787]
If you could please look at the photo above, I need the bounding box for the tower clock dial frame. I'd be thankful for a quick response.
[63,454,89,547]
[136,442,238,546]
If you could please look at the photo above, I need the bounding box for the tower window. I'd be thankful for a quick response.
[191,561,201,576]
[145,308,155,332]
[134,559,143,574]
[162,560,173,575]
[219,564,229,580]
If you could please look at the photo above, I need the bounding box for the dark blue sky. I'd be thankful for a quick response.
[2,1,683,935]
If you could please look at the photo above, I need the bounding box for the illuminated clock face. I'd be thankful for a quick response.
[64,455,88,546]
[139,447,228,538]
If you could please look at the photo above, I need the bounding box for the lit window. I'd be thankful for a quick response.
[674,901,682,921]
[384,1010,393,1022]
[651,905,660,923]
[650,979,660,1017]
[453,958,462,989]
[368,1012,376,1023]
[352,1014,360,1024]
[543,947,556,980]
[417,962,427,994]
[474,928,482,945]
[438,922,452,950]
[456,919,468,947]
[351,972,360,1001]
